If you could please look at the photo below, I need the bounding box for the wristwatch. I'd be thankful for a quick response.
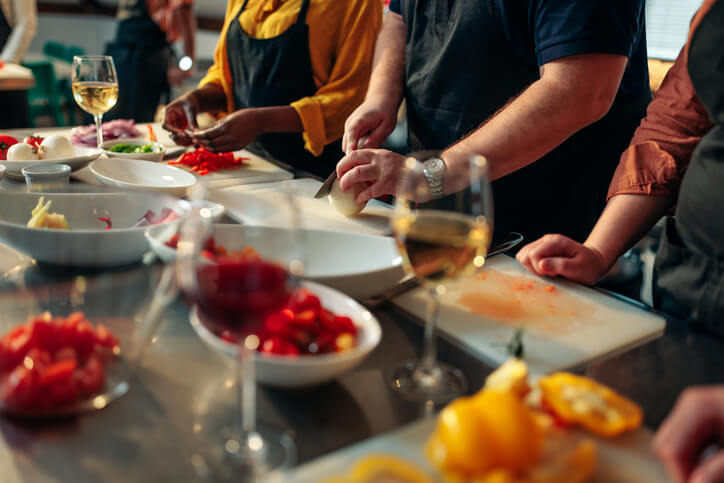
[422,156,447,199]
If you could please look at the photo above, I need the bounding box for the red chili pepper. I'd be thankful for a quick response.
[98,217,112,230]
[169,146,247,175]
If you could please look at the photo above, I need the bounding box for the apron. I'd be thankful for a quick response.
[0,7,10,48]
[401,0,649,244]
[226,0,342,178]
[655,0,724,333]
[104,0,171,122]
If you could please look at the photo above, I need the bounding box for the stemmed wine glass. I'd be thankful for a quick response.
[176,187,300,479]
[390,154,493,403]
[71,55,119,148]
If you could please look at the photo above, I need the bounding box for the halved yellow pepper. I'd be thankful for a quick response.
[539,373,642,438]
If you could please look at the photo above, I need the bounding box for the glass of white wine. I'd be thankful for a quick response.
[390,154,493,403]
[71,55,119,147]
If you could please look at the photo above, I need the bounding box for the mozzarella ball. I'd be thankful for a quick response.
[39,135,74,159]
[329,179,367,217]
[6,143,39,161]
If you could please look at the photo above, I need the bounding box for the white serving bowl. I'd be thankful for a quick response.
[189,281,382,388]
[101,139,166,162]
[89,157,196,197]
[1,145,101,180]
[0,191,182,266]
[145,224,405,299]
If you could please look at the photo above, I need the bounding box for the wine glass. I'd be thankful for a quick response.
[71,55,119,148]
[390,154,493,403]
[176,186,300,478]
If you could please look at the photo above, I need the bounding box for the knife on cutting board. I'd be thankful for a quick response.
[314,170,337,198]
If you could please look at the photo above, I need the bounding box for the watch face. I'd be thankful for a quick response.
[424,157,446,177]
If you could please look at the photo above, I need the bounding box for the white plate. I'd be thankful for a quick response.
[0,191,183,266]
[89,157,196,197]
[190,281,382,388]
[145,224,405,299]
[1,145,101,180]
[101,139,166,162]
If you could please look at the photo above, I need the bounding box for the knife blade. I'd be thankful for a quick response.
[364,232,524,307]
[314,171,337,198]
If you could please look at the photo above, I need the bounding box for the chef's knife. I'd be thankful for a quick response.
[314,170,337,198]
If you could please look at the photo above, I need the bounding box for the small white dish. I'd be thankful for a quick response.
[145,224,405,299]
[89,157,196,197]
[0,191,183,266]
[101,139,165,162]
[2,145,101,180]
[190,281,382,388]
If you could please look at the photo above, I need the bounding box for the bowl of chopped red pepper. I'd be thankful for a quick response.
[189,281,382,388]
[0,263,164,418]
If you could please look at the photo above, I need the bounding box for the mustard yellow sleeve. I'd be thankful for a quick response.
[291,0,383,156]
[198,0,242,115]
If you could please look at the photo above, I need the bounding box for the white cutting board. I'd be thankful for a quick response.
[282,417,670,482]
[210,178,393,236]
[392,256,666,375]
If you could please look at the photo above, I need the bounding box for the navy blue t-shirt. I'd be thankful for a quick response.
[389,0,648,98]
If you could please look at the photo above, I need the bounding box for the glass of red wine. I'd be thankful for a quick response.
[176,187,301,478]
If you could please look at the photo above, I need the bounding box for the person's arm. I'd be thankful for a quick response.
[341,11,406,153]
[441,53,627,191]
[0,0,37,63]
[516,194,673,285]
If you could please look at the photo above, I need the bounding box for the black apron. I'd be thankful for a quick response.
[401,0,650,244]
[226,0,342,178]
[0,7,10,48]
[104,0,171,122]
[655,0,724,334]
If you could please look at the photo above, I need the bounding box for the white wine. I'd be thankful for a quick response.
[393,210,491,287]
[72,81,119,115]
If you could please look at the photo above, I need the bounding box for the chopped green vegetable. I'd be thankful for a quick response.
[109,143,158,153]
[506,328,525,358]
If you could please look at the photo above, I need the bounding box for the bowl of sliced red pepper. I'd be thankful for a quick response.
[0,264,164,418]
[189,281,382,388]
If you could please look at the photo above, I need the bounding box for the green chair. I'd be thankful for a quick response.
[22,61,66,127]
[42,41,66,61]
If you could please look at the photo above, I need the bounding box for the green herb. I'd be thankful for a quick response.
[506,328,525,358]
[109,143,158,153]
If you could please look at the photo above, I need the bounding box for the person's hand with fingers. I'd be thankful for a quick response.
[163,91,200,146]
[189,109,261,153]
[342,99,398,153]
[337,149,406,203]
[653,386,724,483]
[515,234,609,286]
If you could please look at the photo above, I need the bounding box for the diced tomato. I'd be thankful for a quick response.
[286,288,321,312]
[47,379,79,407]
[74,355,105,397]
[3,328,32,371]
[54,346,77,362]
[94,323,120,350]
[292,309,318,328]
[38,359,77,387]
[0,365,42,410]
[73,321,96,359]
[24,347,52,371]
[28,318,59,351]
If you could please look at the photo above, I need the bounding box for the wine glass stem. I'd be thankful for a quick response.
[421,287,440,373]
[94,114,103,147]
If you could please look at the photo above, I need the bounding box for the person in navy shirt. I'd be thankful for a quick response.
[337,0,650,244]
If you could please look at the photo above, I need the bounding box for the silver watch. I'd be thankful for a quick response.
[422,156,447,199]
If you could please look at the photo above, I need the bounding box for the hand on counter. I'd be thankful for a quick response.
[516,234,608,286]
[336,149,405,204]
[653,386,724,483]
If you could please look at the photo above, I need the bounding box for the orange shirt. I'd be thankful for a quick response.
[607,0,718,201]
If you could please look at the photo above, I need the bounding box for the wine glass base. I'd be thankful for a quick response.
[391,361,468,403]
[194,427,296,482]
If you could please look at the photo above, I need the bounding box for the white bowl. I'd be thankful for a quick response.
[145,224,405,299]
[89,157,196,197]
[101,139,165,162]
[2,145,101,180]
[189,281,382,388]
[0,191,183,266]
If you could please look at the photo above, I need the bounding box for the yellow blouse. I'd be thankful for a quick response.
[200,0,383,156]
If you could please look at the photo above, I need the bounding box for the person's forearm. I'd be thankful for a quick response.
[192,84,227,113]
[253,106,303,134]
[364,12,406,110]
[441,54,626,192]
[1,0,37,62]
[584,194,674,270]
[179,5,196,61]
